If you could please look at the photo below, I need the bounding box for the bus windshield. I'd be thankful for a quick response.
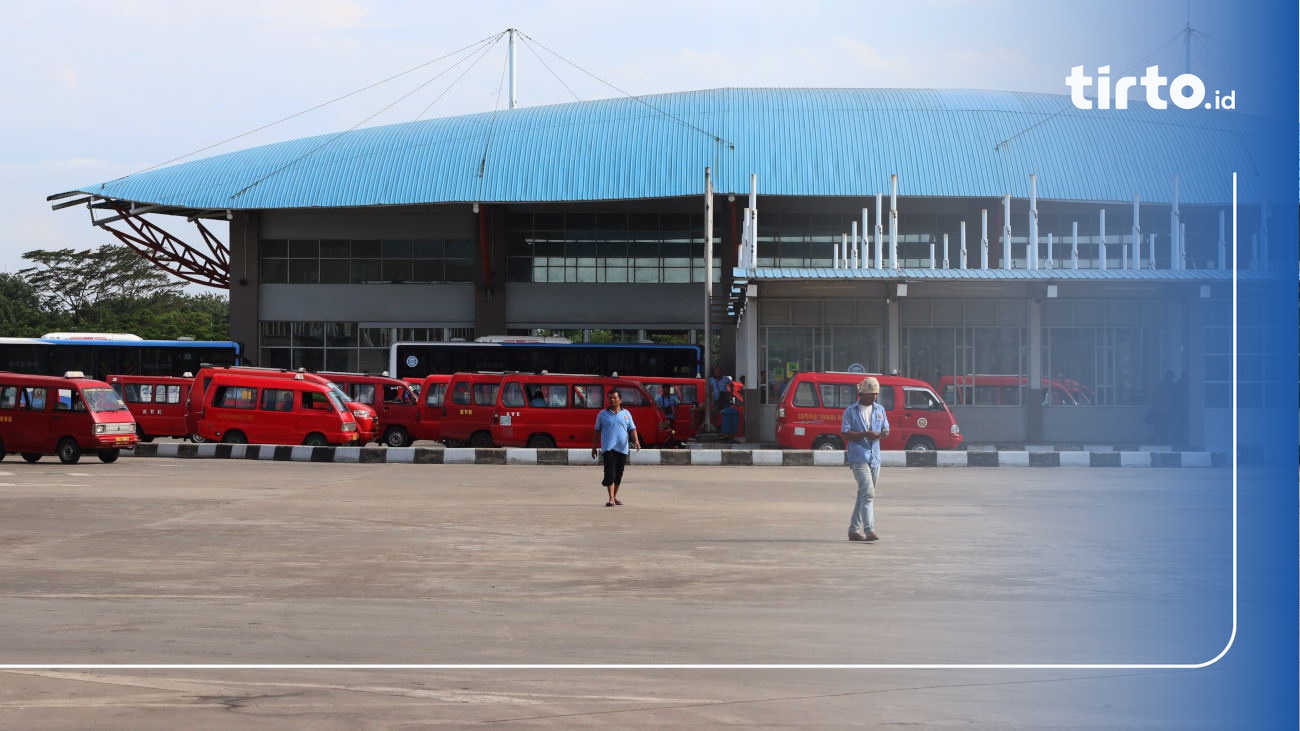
[81,387,129,412]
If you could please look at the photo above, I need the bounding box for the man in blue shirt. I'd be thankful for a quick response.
[841,376,890,542]
[591,389,640,506]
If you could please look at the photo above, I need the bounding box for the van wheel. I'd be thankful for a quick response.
[189,433,208,444]
[469,431,493,448]
[383,426,410,448]
[907,436,936,452]
[221,431,247,444]
[22,453,40,463]
[812,436,843,451]
[302,433,328,447]
[57,438,81,465]
[98,449,120,464]
[526,434,556,449]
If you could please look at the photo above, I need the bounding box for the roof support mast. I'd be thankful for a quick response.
[508,28,518,109]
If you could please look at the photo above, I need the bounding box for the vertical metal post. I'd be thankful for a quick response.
[874,194,883,270]
[1099,209,1107,270]
[1029,174,1038,269]
[1132,195,1141,269]
[1169,175,1180,270]
[889,175,899,269]
[703,167,713,428]
[1217,211,1226,270]
[507,28,517,109]
[960,221,968,269]
[1002,194,1011,269]
[1071,221,1079,269]
[980,209,989,269]
[860,208,869,267]
[942,234,950,269]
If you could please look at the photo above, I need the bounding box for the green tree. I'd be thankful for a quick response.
[18,245,183,325]
[10,246,229,339]
[0,272,52,335]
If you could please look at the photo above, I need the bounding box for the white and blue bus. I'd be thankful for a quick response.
[0,334,241,379]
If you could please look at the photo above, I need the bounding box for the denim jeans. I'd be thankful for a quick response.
[848,461,879,535]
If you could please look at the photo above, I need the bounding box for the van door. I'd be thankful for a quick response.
[259,386,297,443]
[897,386,947,450]
[19,386,53,452]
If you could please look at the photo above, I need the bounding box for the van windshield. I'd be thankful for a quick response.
[326,390,347,412]
[81,387,128,412]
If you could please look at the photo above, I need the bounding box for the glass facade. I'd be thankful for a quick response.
[260,238,476,284]
[507,212,720,284]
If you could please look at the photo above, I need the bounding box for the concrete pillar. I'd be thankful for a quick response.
[1026,298,1043,442]
[474,204,508,336]
[886,298,902,374]
[228,212,261,365]
[738,288,761,440]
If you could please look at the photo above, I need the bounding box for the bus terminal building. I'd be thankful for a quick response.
[50,88,1289,451]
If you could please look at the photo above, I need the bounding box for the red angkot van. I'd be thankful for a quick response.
[489,373,669,448]
[109,374,197,442]
[440,372,509,447]
[0,371,138,464]
[321,371,425,447]
[194,370,358,445]
[189,366,377,444]
[412,374,452,444]
[776,371,962,451]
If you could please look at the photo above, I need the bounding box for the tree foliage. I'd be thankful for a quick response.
[3,246,229,339]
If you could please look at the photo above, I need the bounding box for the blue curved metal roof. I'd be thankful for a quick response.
[70,88,1284,209]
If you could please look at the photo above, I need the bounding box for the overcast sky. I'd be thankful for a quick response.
[0,0,1276,281]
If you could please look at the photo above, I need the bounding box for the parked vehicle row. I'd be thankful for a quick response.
[9,367,965,454]
[435,371,671,448]
[0,371,138,464]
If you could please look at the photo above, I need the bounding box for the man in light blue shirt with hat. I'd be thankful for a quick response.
[841,376,890,542]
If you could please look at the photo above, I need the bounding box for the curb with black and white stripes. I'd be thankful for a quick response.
[126,443,1225,467]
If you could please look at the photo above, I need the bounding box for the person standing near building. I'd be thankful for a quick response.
[592,389,640,506]
[707,366,733,427]
[841,376,890,542]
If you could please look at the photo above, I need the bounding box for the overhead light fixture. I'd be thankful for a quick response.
[1199,285,1211,298]
[1046,283,1058,298]
[895,283,908,298]
[472,203,480,213]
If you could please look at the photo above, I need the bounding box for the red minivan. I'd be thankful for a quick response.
[190,366,377,445]
[0,371,139,464]
[109,374,197,442]
[776,371,963,451]
[321,372,424,447]
[440,372,509,447]
[411,374,452,444]
[195,370,358,445]
[489,373,669,448]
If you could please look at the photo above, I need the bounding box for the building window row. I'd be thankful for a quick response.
[260,238,475,284]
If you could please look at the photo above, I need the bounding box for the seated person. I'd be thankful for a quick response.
[529,390,546,407]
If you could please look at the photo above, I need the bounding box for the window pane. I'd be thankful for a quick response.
[383,239,413,258]
[320,239,351,258]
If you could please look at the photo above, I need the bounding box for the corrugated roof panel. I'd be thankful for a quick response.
[72,88,1288,210]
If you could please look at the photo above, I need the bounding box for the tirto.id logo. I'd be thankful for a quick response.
[1066,65,1235,110]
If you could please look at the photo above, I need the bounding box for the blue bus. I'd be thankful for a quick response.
[0,334,241,379]
[389,340,701,380]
